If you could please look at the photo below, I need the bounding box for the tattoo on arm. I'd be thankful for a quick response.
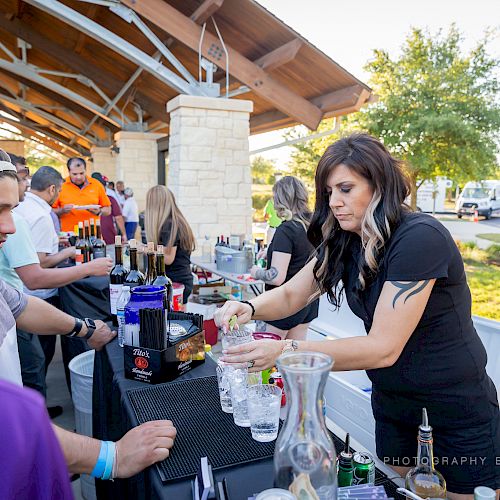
[390,280,430,309]
[254,266,279,283]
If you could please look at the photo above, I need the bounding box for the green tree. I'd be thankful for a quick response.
[360,26,500,208]
[251,155,277,184]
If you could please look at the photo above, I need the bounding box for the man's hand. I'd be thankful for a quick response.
[85,320,116,351]
[88,207,101,216]
[84,257,113,276]
[114,420,177,478]
[60,204,74,214]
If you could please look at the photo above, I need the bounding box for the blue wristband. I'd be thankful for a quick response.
[90,440,108,479]
[101,441,116,480]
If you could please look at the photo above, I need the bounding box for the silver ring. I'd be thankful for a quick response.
[248,360,255,369]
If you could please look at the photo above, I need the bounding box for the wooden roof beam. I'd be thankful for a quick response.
[191,0,224,24]
[254,39,303,72]
[121,0,324,130]
[0,15,167,123]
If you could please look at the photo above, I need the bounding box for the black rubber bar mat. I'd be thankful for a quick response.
[126,375,279,482]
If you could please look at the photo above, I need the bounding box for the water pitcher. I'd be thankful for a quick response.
[274,352,337,500]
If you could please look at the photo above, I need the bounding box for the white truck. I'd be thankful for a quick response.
[455,180,500,219]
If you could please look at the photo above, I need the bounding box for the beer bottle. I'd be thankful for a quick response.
[124,239,145,288]
[92,220,106,259]
[337,433,354,487]
[405,408,446,499]
[145,242,157,285]
[109,235,128,325]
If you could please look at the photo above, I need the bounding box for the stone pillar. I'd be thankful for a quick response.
[90,146,116,180]
[167,95,253,252]
[113,131,165,211]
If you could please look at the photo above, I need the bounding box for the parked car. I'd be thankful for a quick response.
[455,180,500,219]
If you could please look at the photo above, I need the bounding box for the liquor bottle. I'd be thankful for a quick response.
[145,242,157,285]
[83,220,92,262]
[153,245,173,309]
[116,285,131,347]
[124,239,145,288]
[89,218,97,247]
[92,220,106,259]
[405,409,446,499]
[337,433,354,487]
[109,235,128,326]
[75,222,85,266]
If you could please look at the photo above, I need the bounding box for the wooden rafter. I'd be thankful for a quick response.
[254,39,303,71]
[191,0,224,24]
[0,15,166,123]
[121,0,324,130]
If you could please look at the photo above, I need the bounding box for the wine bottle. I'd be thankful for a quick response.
[75,222,85,266]
[83,220,92,262]
[124,239,145,288]
[405,408,446,499]
[109,235,128,325]
[92,220,106,259]
[89,218,97,247]
[153,245,173,309]
[145,242,157,285]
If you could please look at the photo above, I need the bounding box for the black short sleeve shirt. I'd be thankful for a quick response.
[342,212,496,426]
[159,221,192,287]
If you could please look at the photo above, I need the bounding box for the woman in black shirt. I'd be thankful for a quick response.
[215,134,499,498]
[145,186,195,302]
[251,176,318,339]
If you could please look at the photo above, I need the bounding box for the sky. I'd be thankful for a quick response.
[249,0,500,169]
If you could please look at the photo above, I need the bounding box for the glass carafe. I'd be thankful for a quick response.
[274,352,337,500]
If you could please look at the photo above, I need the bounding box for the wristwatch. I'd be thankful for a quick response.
[82,318,97,340]
[66,318,83,338]
[281,339,299,355]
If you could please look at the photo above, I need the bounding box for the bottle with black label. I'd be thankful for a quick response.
[124,239,145,288]
[83,220,92,262]
[89,218,97,247]
[109,235,128,325]
[92,220,106,259]
[153,244,173,310]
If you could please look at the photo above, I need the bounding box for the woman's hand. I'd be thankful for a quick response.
[220,339,285,372]
[249,265,260,278]
[214,300,253,333]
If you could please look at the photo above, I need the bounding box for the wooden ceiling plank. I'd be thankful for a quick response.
[0,16,166,123]
[254,39,303,72]
[121,0,323,130]
[190,0,224,24]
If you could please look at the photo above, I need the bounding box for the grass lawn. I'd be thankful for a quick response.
[477,233,500,244]
[458,242,500,320]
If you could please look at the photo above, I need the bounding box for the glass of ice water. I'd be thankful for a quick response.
[227,366,251,427]
[216,362,233,414]
[247,384,282,442]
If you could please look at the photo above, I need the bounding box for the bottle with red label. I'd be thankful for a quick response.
[269,370,286,407]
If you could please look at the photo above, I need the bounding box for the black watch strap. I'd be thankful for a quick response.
[66,318,83,338]
[83,318,97,340]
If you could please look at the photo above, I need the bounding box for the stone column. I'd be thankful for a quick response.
[167,95,253,252]
[90,146,116,180]
[113,131,164,211]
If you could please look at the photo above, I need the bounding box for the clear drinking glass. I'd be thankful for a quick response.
[247,384,282,442]
[216,362,233,413]
[227,365,251,427]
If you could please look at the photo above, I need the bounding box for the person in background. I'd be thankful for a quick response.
[122,187,139,240]
[115,180,126,206]
[0,379,176,499]
[145,186,196,302]
[251,176,318,340]
[108,180,115,190]
[215,134,500,498]
[104,178,120,205]
[91,172,127,244]
[0,151,112,399]
[52,157,111,232]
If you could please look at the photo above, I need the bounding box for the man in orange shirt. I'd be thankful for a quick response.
[53,157,112,232]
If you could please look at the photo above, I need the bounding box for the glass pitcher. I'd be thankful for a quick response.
[274,352,337,500]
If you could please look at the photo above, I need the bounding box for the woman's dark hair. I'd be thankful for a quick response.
[307,133,411,308]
